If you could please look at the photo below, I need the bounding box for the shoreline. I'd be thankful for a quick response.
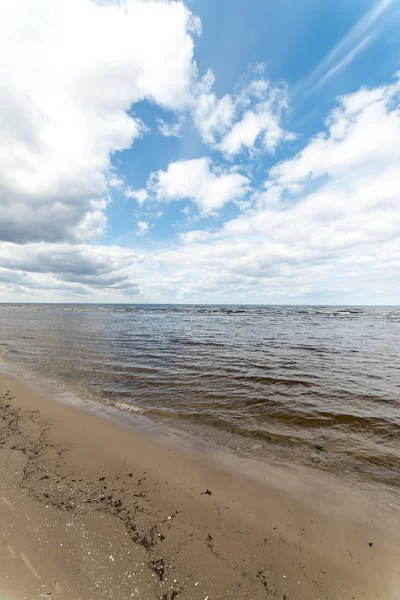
[1,355,398,492]
[0,370,399,599]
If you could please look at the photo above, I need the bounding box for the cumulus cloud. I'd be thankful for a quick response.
[179,230,212,244]
[156,116,186,138]
[5,77,399,303]
[136,221,149,236]
[192,68,291,156]
[139,157,250,214]
[217,101,285,156]
[143,77,400,302]
[125,188,149,204]
[192,70,236,144]
[0,0,200,244]
[270,77,400,186]
[2,0,399,304]
[109,176,125,189]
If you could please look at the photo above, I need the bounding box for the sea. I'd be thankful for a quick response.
[0,303,399,487]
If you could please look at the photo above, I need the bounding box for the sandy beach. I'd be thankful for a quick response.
[0,370,399,600]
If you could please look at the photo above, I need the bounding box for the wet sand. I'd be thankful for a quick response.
[0,371,399,600]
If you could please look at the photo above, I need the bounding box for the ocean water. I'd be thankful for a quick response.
[0,303,399,487]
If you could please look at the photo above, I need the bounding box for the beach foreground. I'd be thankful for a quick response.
[0,371,399,600]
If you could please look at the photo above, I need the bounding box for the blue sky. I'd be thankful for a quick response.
[107,0,399,244]
[0,0,400,303]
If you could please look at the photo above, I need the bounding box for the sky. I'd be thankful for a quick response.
[0,0,399,305]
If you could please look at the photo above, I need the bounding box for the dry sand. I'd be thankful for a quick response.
[0,370,399,600]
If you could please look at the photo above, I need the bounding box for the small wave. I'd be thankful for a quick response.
[1,302,400,488]
[115,401,144,414]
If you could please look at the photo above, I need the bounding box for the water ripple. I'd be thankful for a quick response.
[0,303,399,486]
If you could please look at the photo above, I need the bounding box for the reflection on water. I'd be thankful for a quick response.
[0,303,399,486]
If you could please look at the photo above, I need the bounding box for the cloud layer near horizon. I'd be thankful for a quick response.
[0,0,399,303]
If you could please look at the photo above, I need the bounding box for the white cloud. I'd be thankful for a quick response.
[147,157,250,214]
[0,242,141,299]
[109,176,125,188]
[193,68,290,156]
[270,77,400,186]
[181,206,192,216]
[0,0,200,243]
[125,188,149,204]
[2,1,399,305]
[156,116,186,138]
[192,70,236,144]
[179,230,212,244]
[6,77,398,303]
[139,77,400,303]
[316,34,376,90]
[136,221,149,236]
[217,101,284,156]
[297,0,391,95]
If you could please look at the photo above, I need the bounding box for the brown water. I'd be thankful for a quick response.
[0,303,399,486]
